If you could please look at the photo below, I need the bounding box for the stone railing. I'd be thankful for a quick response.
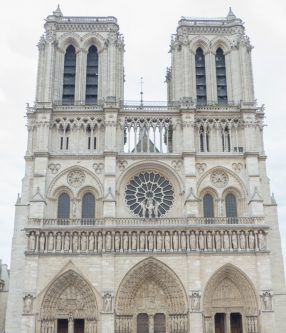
[28,216,264,227]
[25,225,268,255]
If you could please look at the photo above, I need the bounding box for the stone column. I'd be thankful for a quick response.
[68,316,74,333]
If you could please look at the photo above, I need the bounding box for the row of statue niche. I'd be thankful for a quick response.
[27,230,266,252]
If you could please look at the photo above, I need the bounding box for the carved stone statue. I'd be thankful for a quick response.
[206,232,212,250]
[29,232,36,251]
[145,198,155,218]
[181,232,187,250]
[223,231,229,250]
[64,233,70,251]
[215,232,221,250]
[239,231,246,250]
[131,232,137,250]
[123,232,129,251]
[157,232,162,251]
[73,233,79,252]
[81,233,87,251]
[103,292,113,313]
[190,231,196,250]
[231,232,238,250]
[56,233,62,251]
[115,233,120,251]
[173,231,179,251]
[148,232,154,251]
[89,233,94,251]
[262,291,272,310]
[249,231,255,250]
[39,233,45,252]
[106,232,112,251]
[48,233,54,251]
[191,292,200,311]
[165,232,171,251]
[23,294,33,314]
[198,232,204,250]
[258,230,266,250]
[98,233,103,252]
[139,232,145,250]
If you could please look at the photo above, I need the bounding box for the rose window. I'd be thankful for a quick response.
[125,171,174,218]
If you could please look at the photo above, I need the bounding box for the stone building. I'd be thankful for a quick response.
[5,6,286,333]
[0,260,9,332]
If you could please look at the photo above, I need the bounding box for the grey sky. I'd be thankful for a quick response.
[0,0,285,274]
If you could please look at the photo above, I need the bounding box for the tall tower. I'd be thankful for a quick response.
[6,7,286,333]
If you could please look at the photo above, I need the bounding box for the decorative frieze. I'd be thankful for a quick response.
[26,228,267,255]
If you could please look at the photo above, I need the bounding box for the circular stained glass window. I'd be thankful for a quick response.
[125,171,174,218]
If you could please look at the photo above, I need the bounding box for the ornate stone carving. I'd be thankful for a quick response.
[23,294,34,314]
[196,163,207,174]
[41,270,98,321]
[103,292,113,313]
[190,291,201,312]
[258,230,266,250]
[261,291,272,311]
[67,170,85,188]
[48,163,61,174]
[232,162,243,173]
[210,170,229,188]
[93,162,104,174]
[117,160,128,171]
[171,160,183,171]
[246,316,258,333]
[115,258,188,316]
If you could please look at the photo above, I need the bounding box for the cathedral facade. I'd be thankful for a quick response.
[5,7,286,333]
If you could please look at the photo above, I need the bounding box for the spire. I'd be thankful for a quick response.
[227,7,236,21]
[53,5,63,17]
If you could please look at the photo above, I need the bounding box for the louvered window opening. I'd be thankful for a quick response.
[216,48,228,105]
[195,48,207,105]
[62,45,76,105]
[86,46,98,104]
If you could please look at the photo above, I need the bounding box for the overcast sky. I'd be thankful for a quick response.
[0,0,285,274]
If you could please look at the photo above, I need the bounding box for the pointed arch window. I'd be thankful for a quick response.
[62,45,76,105]
[216,48,228,105]
[225,193,237,219]
[203,194,214,219]
[82,192,95,219]
[57,193,70,219]
[86,45,99,104]
[195,48,207,105]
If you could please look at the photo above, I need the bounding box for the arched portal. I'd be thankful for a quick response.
[203,264,259,333]
[40,270,98,333]
[115,258,188,333]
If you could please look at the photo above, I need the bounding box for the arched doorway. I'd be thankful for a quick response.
[203,264,259,333]
[115,258,188,333]
[40,270,98,333]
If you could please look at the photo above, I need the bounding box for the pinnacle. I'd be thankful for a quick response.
[53,4,63,17]
[227,7,236,20]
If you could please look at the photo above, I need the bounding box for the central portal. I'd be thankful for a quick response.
[136,313,166,333]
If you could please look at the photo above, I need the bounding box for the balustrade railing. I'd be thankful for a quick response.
[28,216,264,227]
